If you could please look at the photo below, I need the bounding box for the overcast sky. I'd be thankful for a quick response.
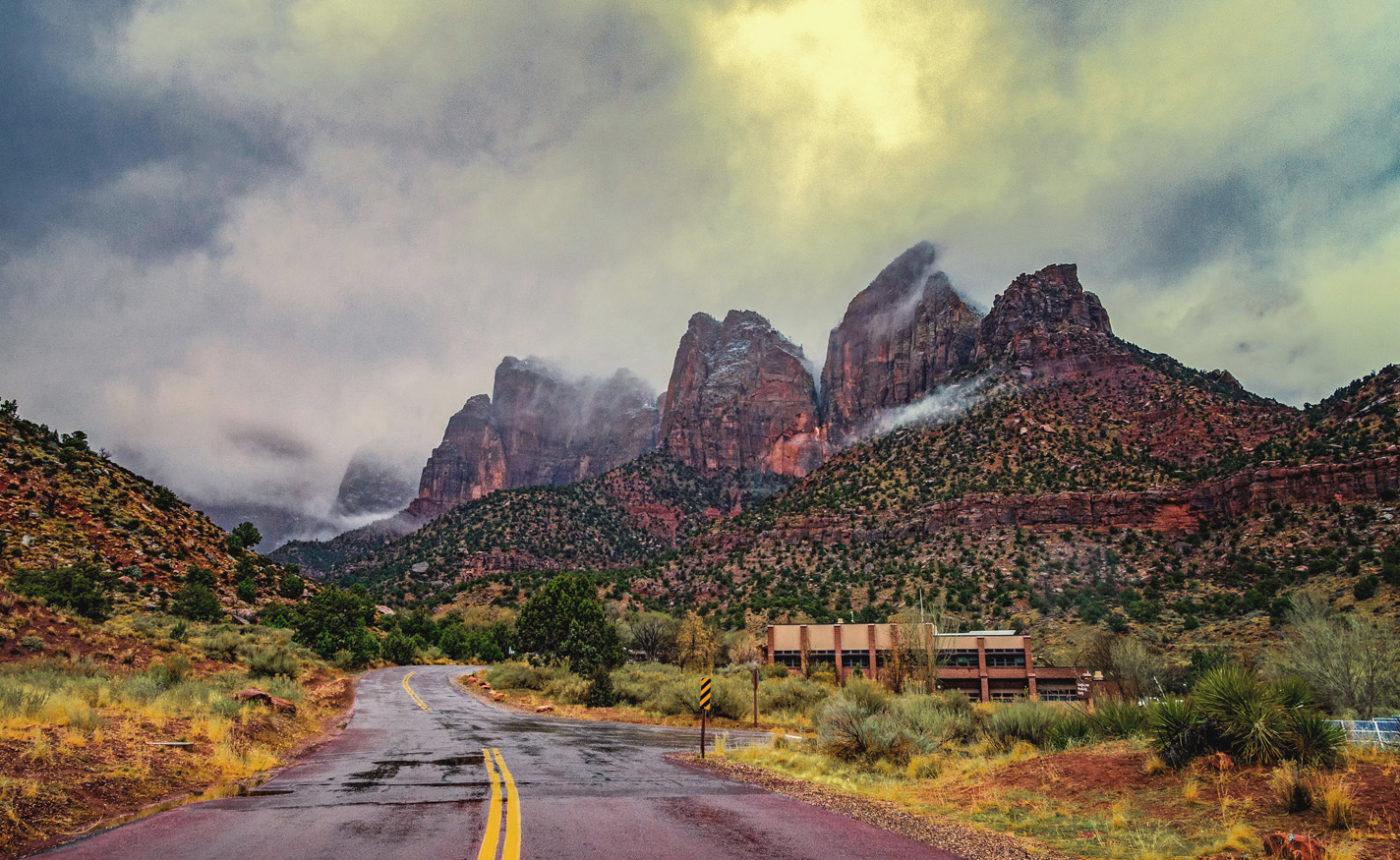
[3,0,1399,520]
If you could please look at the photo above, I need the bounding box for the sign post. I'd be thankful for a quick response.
[698,676,712,759]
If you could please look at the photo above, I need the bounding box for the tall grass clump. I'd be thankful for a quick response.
[814,679,977,765]
[984,702,1094,751]
[247,645,299,679]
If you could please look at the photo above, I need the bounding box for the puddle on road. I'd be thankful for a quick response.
[343,752,487,792]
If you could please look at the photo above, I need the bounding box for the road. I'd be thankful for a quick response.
[43,665,961,859]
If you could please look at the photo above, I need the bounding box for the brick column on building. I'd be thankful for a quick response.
[866,624,877,680]
[976,636,990,703]
[766,626,776,666]
[799,625,809,676]
[1024,638,1038,701]
[833,623,844,686]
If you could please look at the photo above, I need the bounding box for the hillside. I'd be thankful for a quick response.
[1,401,240,590]
[280,453,788,602]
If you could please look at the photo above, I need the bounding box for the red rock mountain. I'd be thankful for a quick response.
[820,241,984,444]
[659,310,827,477]
[407,358,658,519]
[976,263,1114,368]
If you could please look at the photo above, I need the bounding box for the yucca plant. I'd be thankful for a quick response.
[1149,698,1208,769]
[1092,699,1150,738]
[1288,710,1346,769]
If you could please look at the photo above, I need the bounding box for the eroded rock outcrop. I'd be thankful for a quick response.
[407,359,659,519]
[976,263,1114,366]
[660,310,826,476]
[820,242,984,444]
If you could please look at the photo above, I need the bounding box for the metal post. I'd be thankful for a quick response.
[700,710,706,759]
[752,665,759,728]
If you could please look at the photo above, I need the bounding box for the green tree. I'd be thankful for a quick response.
[515,573,622,674]
[236,577,258,604]
[382,630,421,665]
[278,571,306,599]
[293,586,379,668]
[228,521,263,553]
[173,567,223,622]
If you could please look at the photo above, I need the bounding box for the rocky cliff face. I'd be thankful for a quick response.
[331,449,418,519]
[660,310,826,477]
[820,242,984,444]
[976,263,1114,367]
[407,359,658,519]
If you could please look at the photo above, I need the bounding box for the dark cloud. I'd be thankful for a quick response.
[1131,176,1269,278]
[223,423,315,462]
[0,0,292,261]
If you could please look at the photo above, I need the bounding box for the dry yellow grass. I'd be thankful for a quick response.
[1320,777,1354,830]
[1211,821,1256,853]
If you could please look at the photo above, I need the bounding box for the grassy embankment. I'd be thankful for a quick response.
[0,592,352,858]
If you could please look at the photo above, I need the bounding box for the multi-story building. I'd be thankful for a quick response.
[765,622,1088,702]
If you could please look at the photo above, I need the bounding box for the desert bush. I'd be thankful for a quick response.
[487,661,549,690]
[148,655,192,690]
[890,695,974,749]
[816,698,911,763]
[1151,666,1347,769]
[1273,595,1400,718]
[200,630,244,663]
[984,702,1068,749]
[758,676,829,714]
[247,644,299,678]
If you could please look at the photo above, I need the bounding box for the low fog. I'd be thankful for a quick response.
[3,1,1399,542]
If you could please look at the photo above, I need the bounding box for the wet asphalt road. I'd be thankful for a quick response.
[43,665,962,859]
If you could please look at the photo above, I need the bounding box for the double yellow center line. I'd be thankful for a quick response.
[401,671,431,711]
[400,673,520,857]
[477,747,521,860]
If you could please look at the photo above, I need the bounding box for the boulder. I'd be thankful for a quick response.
[233,688,297,714]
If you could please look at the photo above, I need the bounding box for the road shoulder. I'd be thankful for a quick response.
[673,755,1069,860]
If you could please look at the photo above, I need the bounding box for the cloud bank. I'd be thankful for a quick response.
[3,0,1399,527]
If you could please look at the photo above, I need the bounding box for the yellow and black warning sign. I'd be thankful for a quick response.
[699,676,712,713]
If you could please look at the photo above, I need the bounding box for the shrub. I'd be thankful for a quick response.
[247,645,299,678]
[278,572,305,599]
[200,630,244,663]
[11,562,114,620]
[984,702,1073,749]
[382,631,421,666]
[488,662,548,690]
[1271,761,1314,813]
[294,586,378,667]
[816,699,910,763]
[758,676,829,714]
[586,669,617,708]
[1352,575,1378,601]
[891,695,974,750]
[236,578,257,604]
[148,655,192,690]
